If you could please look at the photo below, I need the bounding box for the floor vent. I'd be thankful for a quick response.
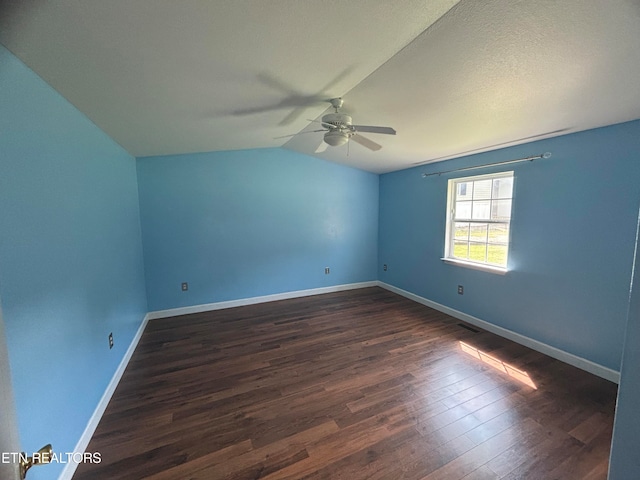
[457,323,480,333]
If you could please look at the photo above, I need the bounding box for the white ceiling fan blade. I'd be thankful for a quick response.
[307,118,336,129]
[315,140,329,153]
[351,134,382,151]
[351,125,396,135]
[273,129,325,140]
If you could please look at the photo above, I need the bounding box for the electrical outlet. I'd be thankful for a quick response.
[457,285,464,295]
[109,333,114,349]
[383,264,388,271]
[324,267,330,274]
[181,282,188,291]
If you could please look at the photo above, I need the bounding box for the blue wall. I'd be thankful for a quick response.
[609,205,640,478]
[0,45,147,479]
[378,120,640,371]
[137,149,379,311]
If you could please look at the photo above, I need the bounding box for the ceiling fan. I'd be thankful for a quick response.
[281,98,396,153]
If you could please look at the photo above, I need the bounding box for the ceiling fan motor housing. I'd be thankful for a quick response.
[322,113,352,129]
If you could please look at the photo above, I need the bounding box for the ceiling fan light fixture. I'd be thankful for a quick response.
[324,130,349,147]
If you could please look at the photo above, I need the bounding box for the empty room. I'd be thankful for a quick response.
[1,1,640,479]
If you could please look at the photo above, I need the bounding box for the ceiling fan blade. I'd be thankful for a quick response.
[273,129,325,140]
[351,133,382,151]
[307,119,336,129]
[351,125,397,135]
[315,140,329,153]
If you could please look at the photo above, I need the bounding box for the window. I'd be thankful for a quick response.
[444,171,514,272]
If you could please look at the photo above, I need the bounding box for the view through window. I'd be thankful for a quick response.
[445,171,514,269]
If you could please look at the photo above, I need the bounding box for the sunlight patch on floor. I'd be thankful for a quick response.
[459,341,537,389]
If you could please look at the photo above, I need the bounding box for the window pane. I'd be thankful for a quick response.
[491,199,512,221]
[472,179,492,200]
[446,171,513,269]
[492,177,513,199]
[469,223,488,241]
[487,244,508,266]
[455,201,472,219]
[456,181,472,200]
[469,242,487,262]
[471,200,491,220]
[454,222,470,241]
[454,241,469,259]
[488,223,509,244]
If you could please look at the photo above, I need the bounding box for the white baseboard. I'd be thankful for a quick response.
[377,281,621,384]
[147,281,379,320]
[58,313,150,480]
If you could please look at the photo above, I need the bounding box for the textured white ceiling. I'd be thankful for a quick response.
[1,0,640,173]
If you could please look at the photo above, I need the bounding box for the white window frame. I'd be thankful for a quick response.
[443,171,514,274]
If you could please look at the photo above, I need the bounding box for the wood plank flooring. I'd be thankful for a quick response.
[73,287,617,480]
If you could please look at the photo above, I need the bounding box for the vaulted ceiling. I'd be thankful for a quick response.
[2,0,639,173]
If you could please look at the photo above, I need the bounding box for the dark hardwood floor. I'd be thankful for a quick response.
[73,287,617,480]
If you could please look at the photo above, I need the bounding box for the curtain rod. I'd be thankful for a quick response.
[421,152,552,178]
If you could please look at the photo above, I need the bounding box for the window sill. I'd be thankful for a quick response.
[441,258,508,275]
